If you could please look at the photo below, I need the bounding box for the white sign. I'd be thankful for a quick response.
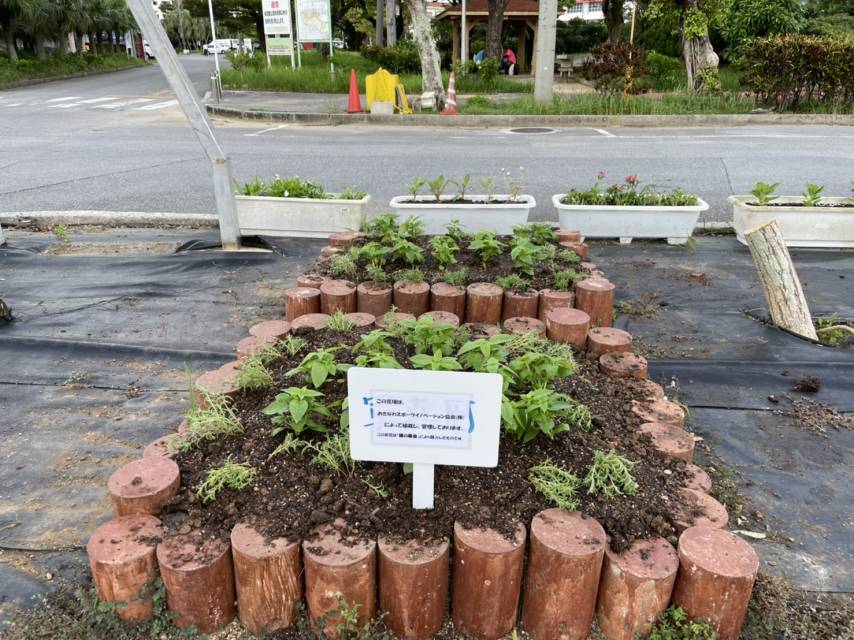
[348,368,503,509]
[295,0,332,42]
[262,0,292,35]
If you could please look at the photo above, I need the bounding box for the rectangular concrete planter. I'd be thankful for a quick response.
[551,195,709,245]
[235,194,371,238]
[389,195,535,235]
[730,196,854,248]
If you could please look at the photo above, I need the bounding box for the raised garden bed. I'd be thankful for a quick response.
[85,221,760,639]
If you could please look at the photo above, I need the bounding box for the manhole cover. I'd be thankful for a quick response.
[508,127,555,134]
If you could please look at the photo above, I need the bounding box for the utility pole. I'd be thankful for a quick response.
[124,0,241,250]
[533,0,557,102]
[461,0,467,64]
[386,0,396,46]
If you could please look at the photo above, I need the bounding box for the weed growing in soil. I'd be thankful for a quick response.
[445,219,467,241]
[182,385,242,451]
[399,215,425,239]
[365,264,393,284]
[197,457,257,503]
[287,347,351,388]
[264,387,334,435]
[236,353,275,391]
[508,351,576,390]
[410,350,464,371]
[557,249,581,264]
[442,268,468,286]
[361,478,389,498]
[458,333,514,373]
[268,432,304,460]
[469,231,504,268]
[302,427,355,477]
[513,222,556,245]
[281,335,309,356]
[584,449,639,497]
[53,224,70,242]
[390,238,424,265]
[496,274,531,292]
[363,214,400,243]
[395,267,424,283]
[529,459,581,510]
[815,313,854,346]
[553,269,583,291]
[648,606,715,639]
[400,316,460,355]
[503,389,583,441]
[429,235,459,270]
[509,237,539,276]
[330,254,358,278]
[327,310,357,332]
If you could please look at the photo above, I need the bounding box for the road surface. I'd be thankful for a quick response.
[1,56,852,222]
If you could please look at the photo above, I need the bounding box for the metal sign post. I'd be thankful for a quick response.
[262,0,296,68]
[124,0,241,250]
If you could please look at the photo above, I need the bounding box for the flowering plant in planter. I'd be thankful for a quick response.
[233,174,371,238]
[552,172,709,245]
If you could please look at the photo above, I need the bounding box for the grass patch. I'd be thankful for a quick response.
[221,50,530,95]
[0,53,146,87]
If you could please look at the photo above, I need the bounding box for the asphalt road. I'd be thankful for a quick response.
[1,56,853,222]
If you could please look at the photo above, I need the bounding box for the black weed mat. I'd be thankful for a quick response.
[0,228,325,620]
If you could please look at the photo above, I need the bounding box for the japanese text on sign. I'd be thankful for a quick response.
[364,391,473,449]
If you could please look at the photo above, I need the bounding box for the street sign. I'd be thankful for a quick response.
[347,367,503,509]
[262,0,294,63]
[295,0,332,42]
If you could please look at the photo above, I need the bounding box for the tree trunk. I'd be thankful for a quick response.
[35,35,46,60]
[603,0,623,44]
[403,0,446,106]
[385,0,396,46]
[90,32,98,53]
[375,0,385,46]
[57,32,68,55]
[2,17,18,61]
[680,0,719,92]
[74,32,83,55]
[745,220,818,340]
[484,0,509,60]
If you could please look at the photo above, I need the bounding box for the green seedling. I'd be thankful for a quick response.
[235,354,274,390]
[182,368,243,451]
[648,606,716,640]
[495,274,530,292]
[365,264,393,284]
[508,351,576,390]
[802,182,824,207]
[453,174,472,200]
[263,386,333,435]
[399,316,459,355]
[553,269,583,291]
[750,181,780,205]
[583,449,638,497]
[361,478,389,498]
[557,249,580,264]
[410,350,463,371]
[509,237,538,276]
[280,334,309,357]
[327,309,357,332]
[398,215,425,239]
[502,389,578,442]
[268,432,305,460]
[196,457,257,503]
[53,224,70,242]
[301,427,355,477]
[405,177,426,199]
[390,238,424,265]
[394,267,424,283]
[329,254,358,278]
[529,458,581,510]
[469,231,504,268]
[429,235,459,270]
[287,347,351,388]
[357,242,390,268]
[445,219,467,241]
[442,268,468,286]
[427,176,449,202]
[363,213,400,243]
[352,329,394,355]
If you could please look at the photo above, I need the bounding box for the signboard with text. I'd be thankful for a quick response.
[262,0,293,57]
[295,0,332,42]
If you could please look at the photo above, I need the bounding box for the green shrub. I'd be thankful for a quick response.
[742,34,854,110]
[646,51,686,91]
[361,41,421,73]
[226,50,266,72]
[236,175,363,199]
[556,18,608,55]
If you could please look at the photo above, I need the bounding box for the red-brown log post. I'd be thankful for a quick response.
[465,283,504,324]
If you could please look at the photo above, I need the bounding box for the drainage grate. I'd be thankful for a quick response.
[508,127,556,134]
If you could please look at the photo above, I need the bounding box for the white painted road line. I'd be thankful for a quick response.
[134,99,179,111]
[78,97,118,104]
[592,128,616,138]
[45,96,81,103]
[94,98,155,110]
[245,123,290,137]
[49,103,83,109]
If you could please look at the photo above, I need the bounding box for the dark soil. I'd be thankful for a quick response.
[747,202,853,209]
[773,395,854,437]
[310,235,582,291]
[163,327,698,555]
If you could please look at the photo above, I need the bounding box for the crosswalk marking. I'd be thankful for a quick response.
[134,99,178,111]
[45,96,81,103]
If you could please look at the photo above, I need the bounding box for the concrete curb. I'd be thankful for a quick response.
[206,104,854,128]
[0,210,217,227]
[0,61,152,91]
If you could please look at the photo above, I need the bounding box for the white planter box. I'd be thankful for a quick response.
[235,194,371,238]
[388,195,535,235]
[552,195,709,245]
[730,196,854,248]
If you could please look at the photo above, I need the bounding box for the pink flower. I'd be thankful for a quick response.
[596,170,606,180]
[625,175,638,186]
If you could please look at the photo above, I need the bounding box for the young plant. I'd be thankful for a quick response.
[583,449,638,497]
[427,176,449,202]
[502,389,577,442]
[287,347,350,388]
[553,269,582,291]
[479,177,496,203]
[398,215,425,239]
[457,333,515,373]
[648,607,716,640]
[410,350,463,371]
[496,274,530,292]
[196,457,257,504]
[400,316,459,355]
[354,352,403,369]
[445,219,467,241]
[802,182,824,207]
[183,370,243,450]
[339,186,367,200]
[351,330,402,367]
[442,268,468,286]
[53,224,70,242]
[263,386,333,435]
[750,181,780,205]
[529,459,581,510]
[268,432,305,460]
[536,242,557,263]
[513,222,556,245]
[429,235,459,270]
[301,427,355,477]
[357,242,390,268]
[395,267,424,283]
[329,254,358,278]
[502,166,526,201]
[405,177,426,199]
[557,249,581,264]
[363,213,400,243]
[361,478,389,498]
[365,264,393,284]
[453,174,472,200]
[469,231,504,268]
[236,354,274,391]
[327,309,357,332]
[509,237,538,276]
[280,334,308,357]
[508,351,576,389]
[390,238,424,265]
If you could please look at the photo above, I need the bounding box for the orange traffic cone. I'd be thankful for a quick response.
[441,71,459,115]
[347,68,363,113]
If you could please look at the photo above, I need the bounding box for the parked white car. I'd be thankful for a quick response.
[203,41,232,55]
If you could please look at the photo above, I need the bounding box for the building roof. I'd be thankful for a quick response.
[436,0,559,20]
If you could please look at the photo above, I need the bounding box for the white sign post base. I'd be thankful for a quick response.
[412,463,435,509]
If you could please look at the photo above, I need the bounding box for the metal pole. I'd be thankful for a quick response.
[461,0,467,65]
[0,221,6,246]
[124,0,241,250]
[206,0,220,76]
[533,0,557,102]
[623,0,638,98]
